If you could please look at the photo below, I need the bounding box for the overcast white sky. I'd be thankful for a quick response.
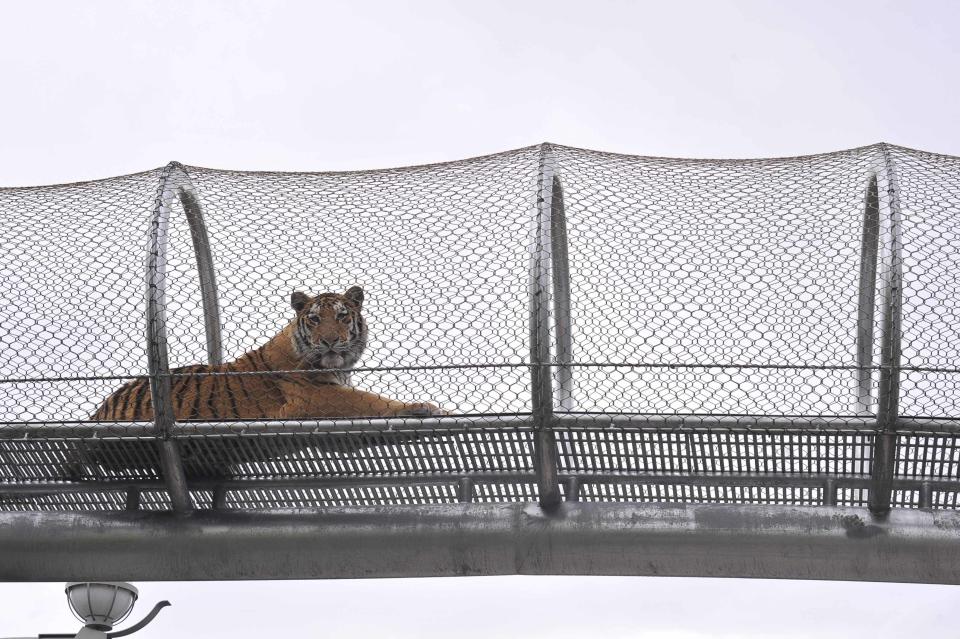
[2,0,959,636]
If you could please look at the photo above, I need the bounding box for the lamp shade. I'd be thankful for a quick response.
[65,582,139,631]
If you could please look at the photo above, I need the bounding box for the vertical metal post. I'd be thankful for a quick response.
[868,145,904,516]
[823,479,837,507]
[456,477,475,504]
[564,476,581,502]
[125,488,142,512]
[855,173,880,414]
[212,485,228,510]
[178,175,223,366]
[919,482,933,509]
[529,144,561,509]
[146,163,193,512]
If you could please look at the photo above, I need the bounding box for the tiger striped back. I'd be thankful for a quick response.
[91,287,371,421]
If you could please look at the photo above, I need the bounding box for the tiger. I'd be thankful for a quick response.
[92,286,445,421]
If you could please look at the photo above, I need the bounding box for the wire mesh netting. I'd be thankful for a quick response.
[1,142,959,511]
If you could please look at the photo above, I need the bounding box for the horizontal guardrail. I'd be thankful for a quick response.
[4,414,960,439]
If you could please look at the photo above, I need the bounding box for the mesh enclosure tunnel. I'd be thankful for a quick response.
[2,141,960,524]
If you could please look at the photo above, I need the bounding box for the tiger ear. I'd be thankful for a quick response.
[290,291,310,313]
[344,286,364,309]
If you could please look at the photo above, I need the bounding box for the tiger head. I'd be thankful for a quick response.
[289,287,368,372]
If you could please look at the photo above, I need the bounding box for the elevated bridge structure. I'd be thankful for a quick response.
[2,143,960,583]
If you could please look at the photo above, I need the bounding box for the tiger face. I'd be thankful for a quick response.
[290,287,368,371]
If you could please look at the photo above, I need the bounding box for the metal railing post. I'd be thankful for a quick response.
[919,482,933,509]
[529,144,561,509]
[146,163,194,512]
[457,477,475,504]
[855,172,880,414]
[868,145,904,516]
[564,476,581,502]
[178,175,223,365]
[212,485,228,510]
[823,479,838,507]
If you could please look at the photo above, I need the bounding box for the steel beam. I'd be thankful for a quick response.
[3,503,960,583]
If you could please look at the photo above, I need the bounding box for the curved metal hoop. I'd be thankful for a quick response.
[145,162,224,512]
[529,144,562,508]
[868,144,905,515]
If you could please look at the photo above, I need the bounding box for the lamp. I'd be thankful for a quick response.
[0,582,169,639]
[65,583,138,632]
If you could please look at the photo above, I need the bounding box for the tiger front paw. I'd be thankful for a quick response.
[395,402,450,417]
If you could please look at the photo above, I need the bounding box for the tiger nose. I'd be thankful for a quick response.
[317,339,333,350]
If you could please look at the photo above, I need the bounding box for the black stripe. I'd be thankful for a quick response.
[233,368,263,415]
[170,374,192,419]
[281,373,307,387]
[283,375,340,387]
[253,350,273,371]
[131,381,149,420]
[189,375,203,420]
[255,350,283,388]
[97,398,112,421]
[121,379,143,419]
[293,319,311,356]
[122,382,138,419]
[105,387,120,419]
[205,373,218,419]
[172,372,193,418]
[224,365,240,418]
[113,382,135,420]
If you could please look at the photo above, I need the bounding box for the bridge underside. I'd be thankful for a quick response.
[2,502,959,583]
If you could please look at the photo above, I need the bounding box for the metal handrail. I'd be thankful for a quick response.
[8,414,960,440]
